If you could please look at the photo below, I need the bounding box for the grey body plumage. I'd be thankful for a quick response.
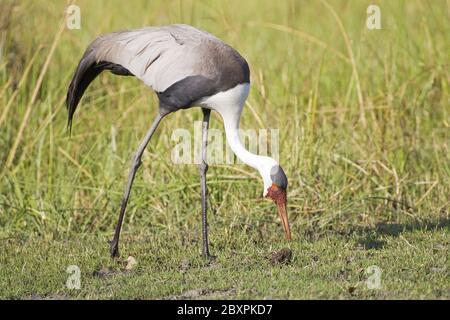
[67,24,249,128]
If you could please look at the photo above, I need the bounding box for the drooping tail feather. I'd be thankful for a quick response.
[66,50,100,132]
[66,45,132,132]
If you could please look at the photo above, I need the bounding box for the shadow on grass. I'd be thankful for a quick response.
[374,216,450,236]
[356,216,450,250]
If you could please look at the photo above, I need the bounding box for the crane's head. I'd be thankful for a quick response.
[260,162,292,241]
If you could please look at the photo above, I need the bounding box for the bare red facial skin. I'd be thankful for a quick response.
[266,183,292,241]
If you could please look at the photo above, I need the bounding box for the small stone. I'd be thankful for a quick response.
[125,256,137,271]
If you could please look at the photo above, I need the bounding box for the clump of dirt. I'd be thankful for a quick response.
[93,256,138,278]
[92,266,117,278]
[167,287,236,300]
[267,248,292,265]
[23,293,68,300]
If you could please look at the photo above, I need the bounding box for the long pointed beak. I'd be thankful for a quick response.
[266,184,292,241]
[276,192,292,241]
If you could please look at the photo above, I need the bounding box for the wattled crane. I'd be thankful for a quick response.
[67,24,291,259]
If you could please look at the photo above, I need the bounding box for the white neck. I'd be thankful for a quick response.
[222,111,277,194]
[199,83,277,195]
[222,113,270,168]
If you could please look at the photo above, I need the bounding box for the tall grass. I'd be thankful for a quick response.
[0,0,448,242]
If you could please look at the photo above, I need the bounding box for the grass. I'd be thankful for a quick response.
[1,226,449,299]
[0,0,449,299]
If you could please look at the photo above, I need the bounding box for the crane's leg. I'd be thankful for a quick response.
[109,112,166,258]
[199,108,212,259]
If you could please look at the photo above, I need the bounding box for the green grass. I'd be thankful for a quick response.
[0,0,449,299]
[1,228,449,299]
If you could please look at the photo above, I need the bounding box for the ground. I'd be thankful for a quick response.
[1,221,449,299]
[0,0,449,299]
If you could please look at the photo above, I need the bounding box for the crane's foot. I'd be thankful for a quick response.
[109,239,120,258]
[202,251,216,262]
